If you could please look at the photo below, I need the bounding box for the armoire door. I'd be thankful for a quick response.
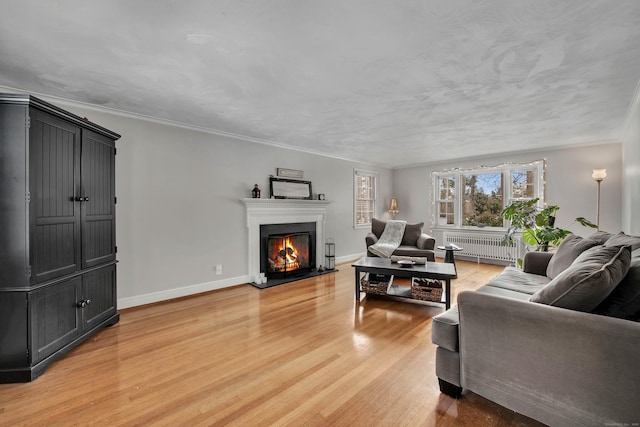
[80,129,116,268]
[80,265,117,331]
[29,109,81,284]
[29,277,81,363]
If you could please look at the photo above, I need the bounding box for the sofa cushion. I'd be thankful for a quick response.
[401,222,424,246]
[432,306,460,352]
[371,218,386,238]
[392,245,434,259]
[476,284,538,301]
[585,230,613,245]
[594,248,640,320]
[546,234,601,279]
[604,231,640,251]
[486,266,550,295]
[530,245,632,312]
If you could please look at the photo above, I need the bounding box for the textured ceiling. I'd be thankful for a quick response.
[1,0,639,168]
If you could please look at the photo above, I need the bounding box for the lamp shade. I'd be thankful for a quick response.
[388,197,399,213]
[592,169,607,181]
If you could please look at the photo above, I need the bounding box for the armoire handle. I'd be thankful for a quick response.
[76,299,91,308]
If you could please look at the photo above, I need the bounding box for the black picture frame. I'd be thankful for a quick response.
[269,177,313,200]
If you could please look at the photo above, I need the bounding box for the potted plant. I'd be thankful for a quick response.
[501,198,596,265]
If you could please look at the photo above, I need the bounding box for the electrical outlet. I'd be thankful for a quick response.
[215,265,223,275]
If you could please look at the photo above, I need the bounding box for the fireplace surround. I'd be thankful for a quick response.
[242,198,331,284]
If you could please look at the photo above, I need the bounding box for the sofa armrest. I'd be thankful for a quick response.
[416,233,435,250]
[458,291,640,426]
[522,251,553,276]
[365,232,378,248]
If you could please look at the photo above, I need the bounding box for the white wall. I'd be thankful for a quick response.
[622,88,640,235]
[393,143,623,245]
[34,100,392,308]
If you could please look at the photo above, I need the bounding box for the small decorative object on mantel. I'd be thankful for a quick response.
[251,184,261,198]
[318,193,325,200]
[277,167,304,179]
[325,238,335,270]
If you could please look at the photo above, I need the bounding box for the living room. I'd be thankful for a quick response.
[1,1,640,425]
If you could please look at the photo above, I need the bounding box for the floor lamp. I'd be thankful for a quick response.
[592,169,606,230]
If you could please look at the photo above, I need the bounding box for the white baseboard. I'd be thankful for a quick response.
[336,252,366,264]
[117,275,252,309]
[118,254,365,309]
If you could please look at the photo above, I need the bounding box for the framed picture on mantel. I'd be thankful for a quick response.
[270,177,313,200]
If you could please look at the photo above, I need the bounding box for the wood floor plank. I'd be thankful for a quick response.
[0,259,544,426]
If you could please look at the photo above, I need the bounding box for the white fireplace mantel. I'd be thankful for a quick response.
[242,198,331,281]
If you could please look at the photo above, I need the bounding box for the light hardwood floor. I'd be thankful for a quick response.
[0,260,544,426]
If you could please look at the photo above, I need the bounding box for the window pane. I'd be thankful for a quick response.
[439,177,455,200]
[355,200,374,225]
[438,201,455,225]
[463,173,504,227]
[512,170,535,199]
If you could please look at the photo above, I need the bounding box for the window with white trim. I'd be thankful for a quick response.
[433,161,544,229]
[354,169,377,228]
[436,175,456,226]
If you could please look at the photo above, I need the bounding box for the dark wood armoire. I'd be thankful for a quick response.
[0,93,120,382]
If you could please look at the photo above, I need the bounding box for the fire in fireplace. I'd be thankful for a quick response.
[260,222,316,279]
[267,232,310,274]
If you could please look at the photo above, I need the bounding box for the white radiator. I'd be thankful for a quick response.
[442,232,521,264]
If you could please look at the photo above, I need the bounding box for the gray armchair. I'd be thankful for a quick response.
[365,218,435,261]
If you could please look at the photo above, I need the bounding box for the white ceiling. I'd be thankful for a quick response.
[1,1,639,168]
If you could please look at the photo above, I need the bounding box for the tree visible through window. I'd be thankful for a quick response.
[354,170,377,227]
[463,173,504,227]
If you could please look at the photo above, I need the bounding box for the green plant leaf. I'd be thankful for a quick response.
[575,217,598,229]
[537,226,568,242]
[522,228,538,246]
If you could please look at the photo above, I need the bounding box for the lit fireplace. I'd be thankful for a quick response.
[267,232,310,274]
[260,222,316,280]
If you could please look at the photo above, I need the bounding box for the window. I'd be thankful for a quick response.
[436,176,456,225]
[354,169,377,228]
[433,161,544,229]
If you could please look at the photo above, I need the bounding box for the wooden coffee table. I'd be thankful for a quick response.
[352,257,457,309]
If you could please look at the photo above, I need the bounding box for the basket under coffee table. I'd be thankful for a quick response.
[352,257,457,309]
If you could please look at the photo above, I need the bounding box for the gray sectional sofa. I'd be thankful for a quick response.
[432,231,640,427]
